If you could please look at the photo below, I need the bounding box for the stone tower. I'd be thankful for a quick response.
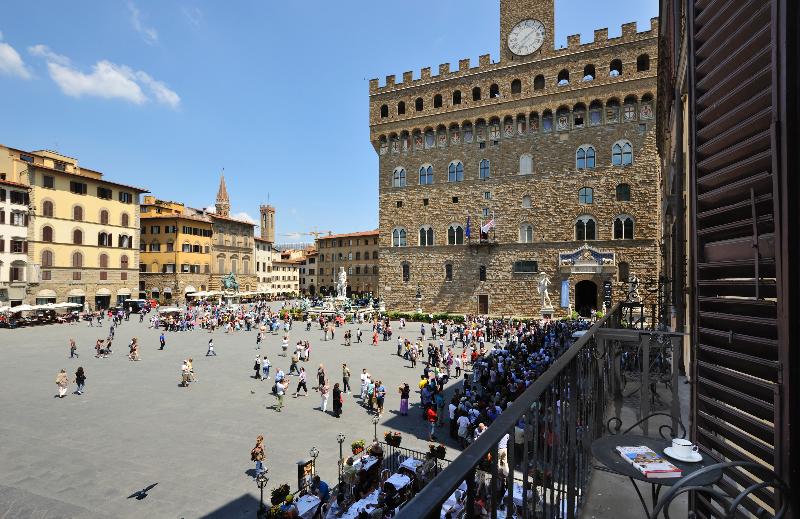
[259,204,275,243]
[500,0,555,63]
[215,174,230,217]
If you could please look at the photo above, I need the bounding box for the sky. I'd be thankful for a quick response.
[0,0,657,241]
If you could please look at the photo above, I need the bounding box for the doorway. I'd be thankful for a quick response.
[478,294,489,314]
[574,280,597,317]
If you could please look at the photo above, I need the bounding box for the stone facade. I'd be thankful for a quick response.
[369,1,660,316]
[315,231,379,297]
[0,180,31,305]
[254,238,274,294]
[208,175,257,291]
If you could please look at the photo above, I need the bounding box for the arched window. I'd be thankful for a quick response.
[42,200,54,217]
[489,84,500,98]
[606,98,620,123]
[73,205,83,221]
[372,251,378,260]
[479,159,490,179]
[100,210,109,225]
[98,232,109,246]
[573,102,586,128]
[522,195,532,208]
[121,255,129,269]
[472,86,481,101]
[576,145,596,169]
[616,183,631,201]
[575,215,597,240]
[419,165,433,185]
[121,213,129,227]
[589,100,603,125]
[433,94,442,108]
[610,59,623,77]
[380,104,388,118]
[99,253,109,268]
[612,140,633,166]
[583,64,595,81]
[452,90,461,105]
[447,224,464,245]
[618,261,630,282]
[614,215,635,239]
[519,223,534,243]
[579,187,594,204]
[71,251,83,268]
[542,110,553,132]
[397,101,406,115]
[41,250,53,267]
[511,79,522,94]
[42,226,54,242]
[419,226,434,246]
[73,229,83,245]
[533,74,545,90]
[637,54,650,71]
[557,69,570,85]
[415,97,423,111]
[401,262,410,282]
[623,95,638,121]
[392,228,407,247]
[182,242,191,252]
[392,168,406,188]
[448,162,464,182]
[519,154,533,175]
[444,263,453,281]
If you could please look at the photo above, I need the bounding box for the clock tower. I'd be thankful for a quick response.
[500,0,555,62]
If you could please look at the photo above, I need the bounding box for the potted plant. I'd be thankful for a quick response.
[351,439,366,455]
[384,431,402,447]
[269,483,290,506]
[428,443,446,459]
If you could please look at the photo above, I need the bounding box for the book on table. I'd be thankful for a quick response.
[616,446,682,479]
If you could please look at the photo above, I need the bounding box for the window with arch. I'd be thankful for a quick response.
[419,165,433,185]
[445,263,453,281]
[419,226,434,247]
[372,251,378,260]
[616,183,631,201]
[479,159,490,179]
[472,86,481,101]
[452,90,461,105]
[447,224,464,245]
[557,69,570,85]
[511,79,522,94]
[618,261,630,282]
[41,250,54,267]
[542,110,553,132]
[637,54,650,71]
[519,154,533,175]
[576,145,596,169]
[380,104,388,118]
[392,228,407,247]
[612,140,633,166]
[392,168,406,188]
[99,253,109,268]
[100,210,109,225]
[448,162,464,182]
[415,97,424,111]
[73,229,83,245]
[575,215,597,240]
[522,195,532,208]
[433,94,442,108]
[578,187,594,204]
[72,251,83,268]
[121,213,129,227]
[397,101,406,115]
[623,96,638,121]
[489,84,500,98]
[42,200,54,217]
[583,64,595,80]
[610,59,623,77]
[73,205,83,221]
[614,215,635,239]
[519,223,534,243]
[533,74,545,90]
[589,100,603,125]
[98,232,112,247]
[121,255,129,269]
[401,262,410,282]
[42,226,54,242]
[182,242,192,253]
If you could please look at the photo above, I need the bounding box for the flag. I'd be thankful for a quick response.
[465,216,471,239]
[480,218,495,234]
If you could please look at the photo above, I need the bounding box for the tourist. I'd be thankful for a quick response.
[68,338,78,358]
[426,405,438,441]
[312,475,330,503]
[319,383,329,413]
[332,383,343,418]
[316,364,326,390]
[365,377,375,411]
[253,356,262,379]
[128,338,140,361]
[251,435,266,477]
[289,352,300,376]
[73,366,86,395]
[262,356,270,380]
[371,330,378,346]
[342,363,351,393]
[206,339,216,356]
[256,331,262,349]
[180,360,190,387]
[54,369,69,398]
[281,335,289,356]
[280,495,298,515]
[356,329,363,343]
[375,380,386,415]
[187,358,196,381]
[398,383,410,416]
[275,378,288,412]
[293,367,308,397]
[159,332,166,350]
[359,368,369,398]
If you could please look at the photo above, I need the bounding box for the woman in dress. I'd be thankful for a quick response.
[316,364,326,390]
[332,383,342,418]
[399,383,410,416]
[319,383,330,413]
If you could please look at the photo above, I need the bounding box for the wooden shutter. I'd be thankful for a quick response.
[689,0,797,515]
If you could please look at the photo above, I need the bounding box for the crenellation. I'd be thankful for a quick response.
[421,67,431,80]
[479,54,491,67]
[622,21,638,37]
[439,63,450,76]
[594,28,609,42]
[458,58,471,71]
[567,34,581,48]
[369,78,379,94]
[403,71,413,83]
[385,75,395,88]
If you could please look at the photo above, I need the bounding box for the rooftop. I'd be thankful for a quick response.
[319,230,379,240]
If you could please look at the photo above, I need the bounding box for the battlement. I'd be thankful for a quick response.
[369,17,658,95]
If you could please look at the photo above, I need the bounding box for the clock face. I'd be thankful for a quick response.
[508,19,546,56]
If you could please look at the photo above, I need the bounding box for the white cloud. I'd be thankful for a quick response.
[181,7,203,27]
[232,212,257,224]
[128,2,158,45]
[0,32,32,79]
[29,45,180,108]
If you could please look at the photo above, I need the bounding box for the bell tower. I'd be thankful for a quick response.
[500,0,555,63]
[215,173,230,217]
[259,204,275,244]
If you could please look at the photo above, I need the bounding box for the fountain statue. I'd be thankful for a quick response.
[336,267,347,300]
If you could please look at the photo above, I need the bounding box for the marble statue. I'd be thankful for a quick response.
[336,267,347,299]
[537,272,553,309]
[627,273,641,302]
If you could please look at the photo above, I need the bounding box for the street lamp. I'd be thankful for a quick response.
[256,467,269,518]
[372,414,380,442]
[309,446,320,475]
[337,433,346,485]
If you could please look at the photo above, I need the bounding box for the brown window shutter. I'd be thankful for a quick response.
[23,241,28,253]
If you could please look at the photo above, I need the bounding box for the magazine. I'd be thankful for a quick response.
[616,446,682,478]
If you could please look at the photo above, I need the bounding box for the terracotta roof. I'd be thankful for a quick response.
[208,212,255,226]
[254,237,274,243]
[318,230,379,241]
[140,212,212,224]
[26,162,149,192]
[0,179,30,189]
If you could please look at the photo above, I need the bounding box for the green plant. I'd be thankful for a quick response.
[269,483,290,505]
[384,431,402,446]
[351,439,366,453]
[571,310,579,320]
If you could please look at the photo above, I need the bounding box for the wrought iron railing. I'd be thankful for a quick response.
[398,306,621,519]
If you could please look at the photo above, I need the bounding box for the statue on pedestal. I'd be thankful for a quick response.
[221,272,239,293]
[537,272,553,309]
[336,267,347,299]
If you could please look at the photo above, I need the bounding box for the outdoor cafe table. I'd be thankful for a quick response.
[591,434,723,519]
[296,494,322,519]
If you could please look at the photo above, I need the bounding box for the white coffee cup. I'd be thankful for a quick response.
[672,438,699,458]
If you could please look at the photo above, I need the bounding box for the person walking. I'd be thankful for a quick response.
[206,339,216,356]
[254,356,262,380]
[69,339,78,358]
[74,367,86,395]
[342,363,351,394]
[375,380,386,416]
[293,367,308,397]
[319,383,330,413]
[159,332,166,350]
[316,364,326,391]
[399,383,410,416]
[356,329,363,343]
[256,331,263,349]
[55,369,69,398]
[251,435,266,477]
[332,383,343,418]
[426,405,438,441]
[281,335,289,356]
[289,352,301,376]
[275,379,288,412]
[359,368,369,399]
[262,356,270,380]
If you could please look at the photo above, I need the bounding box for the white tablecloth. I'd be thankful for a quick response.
[355,455,379,472]
[384,473,411,491]
[296,494,322,519]
[337,489,381,519]
[440,481,467,518]
[399,458,423,472]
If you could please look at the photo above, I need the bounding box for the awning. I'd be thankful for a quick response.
[184,285,197,294]
[117,288,132,296]
[68,288,86,297]
[96,288,111,296]
[37,289,57,297]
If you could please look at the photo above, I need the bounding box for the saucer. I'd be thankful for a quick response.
[664,446,702,463]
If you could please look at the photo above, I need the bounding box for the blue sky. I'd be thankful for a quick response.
[0,0,657,240]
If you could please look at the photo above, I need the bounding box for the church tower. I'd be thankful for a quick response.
[215,174,230,217]
[259,204,275,243]
[500,0,555,63]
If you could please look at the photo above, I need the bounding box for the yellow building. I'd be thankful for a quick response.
[0,145,147,308]
[139,196,213,303]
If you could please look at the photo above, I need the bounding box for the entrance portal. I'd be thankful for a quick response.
[574,280,598,317]
[478,294,489,315]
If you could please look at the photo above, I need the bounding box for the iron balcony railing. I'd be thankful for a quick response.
[398,305,621,519]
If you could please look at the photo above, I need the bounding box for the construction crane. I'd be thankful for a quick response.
[278,230,333,240]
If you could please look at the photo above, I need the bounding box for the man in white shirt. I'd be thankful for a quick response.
[457,414,471,447]
[360,369,369,399]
